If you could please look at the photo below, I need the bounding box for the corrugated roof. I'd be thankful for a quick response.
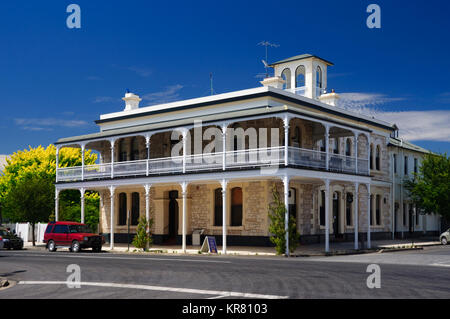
[269,54,334,67]
[389,137,431,154]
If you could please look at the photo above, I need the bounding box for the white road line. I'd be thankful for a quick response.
[18,281,288,299]
[429,262,450,268]
[207,295,228,299]
[8,253,231,264]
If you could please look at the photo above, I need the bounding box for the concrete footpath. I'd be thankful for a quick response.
[21,237,441,256]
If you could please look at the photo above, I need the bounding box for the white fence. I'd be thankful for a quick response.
[3,223,48,243]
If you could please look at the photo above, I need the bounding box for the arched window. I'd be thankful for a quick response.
[231,187,243,226]
[319,190,326,226]
[345,138,352,157]
[318,139,325,152]
[118,193,127,226]
[346,192,353,226]
[293,126,302,148]
[316,66,322,88]
[214,188,222,226]
[375,145,381,170]
[131,192,140,226]
[281,68,291,90]
[131,137,139,161]
[295,65,305,88]
[375,194,381,225]
[119,139,127,162]
[333,138,339,154]
[369,194,373,226]
[370,144,374,170]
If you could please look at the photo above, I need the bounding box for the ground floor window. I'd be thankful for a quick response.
[214,188,222,226]
[403,202,407,226]
[118,193,127,226]
[346,192,353,226]
[231,187,243,226]
[319,190,325,226]
[369,195,373,226]
[375,194,381,225]
[131,192,140,226]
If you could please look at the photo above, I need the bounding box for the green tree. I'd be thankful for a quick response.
[268,185,300,255]
[405,153,450,221]
[0,145,100,239]
[3,174,54,246]
[132,215,153,251]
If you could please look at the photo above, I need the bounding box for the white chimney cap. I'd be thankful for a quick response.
[319,92,340,107]
[260,76,285,89]
[122,92,142,111]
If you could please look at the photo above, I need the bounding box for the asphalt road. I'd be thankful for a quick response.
[0,246,449,299]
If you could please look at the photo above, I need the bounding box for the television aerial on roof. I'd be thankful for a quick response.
[257,41,279,78]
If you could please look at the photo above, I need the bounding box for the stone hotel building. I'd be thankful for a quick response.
[54,54,441,254]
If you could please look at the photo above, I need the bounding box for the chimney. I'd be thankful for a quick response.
[260,76,285,89]
[319,90,340,106]
[122,92,142,111]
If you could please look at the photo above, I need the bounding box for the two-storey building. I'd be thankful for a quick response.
[388,136,441,237]
[55,54,402,254]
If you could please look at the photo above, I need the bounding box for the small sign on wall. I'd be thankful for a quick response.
[200,236,218,254]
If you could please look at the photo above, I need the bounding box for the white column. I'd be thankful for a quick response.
[55,146,60,183]
[182,131,187,174]
[325,125,330,171]
[55,189,60,222]
[81,144,85,181]
[354,132,358,174]
[283,117,289,166]
[146,136,151,176]
[354,182,359,250]
[80,188,85,224]
[221,179,228,254]
[283,175,290,256]
[109,186,116,250]
[367,183,371,248]
[181,182,188,253]
[324,179,330,252]
[222,124,227,171]
[367,134,371,174]
[145,184,151,250]
[110,140,115,179]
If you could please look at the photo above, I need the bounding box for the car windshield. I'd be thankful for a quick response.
[68,225,92,233]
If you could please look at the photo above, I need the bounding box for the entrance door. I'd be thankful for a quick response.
[168,191,179,239]
[333,192,340,236]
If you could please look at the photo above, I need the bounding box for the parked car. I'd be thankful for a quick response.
[440,228,450,245]
[0,227,24,250]
[44,221,104,253]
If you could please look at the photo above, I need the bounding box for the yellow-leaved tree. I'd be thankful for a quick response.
[0,145,99,245]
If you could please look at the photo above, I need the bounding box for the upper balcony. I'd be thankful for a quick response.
[56,113,372,183]
[57,146,369,182]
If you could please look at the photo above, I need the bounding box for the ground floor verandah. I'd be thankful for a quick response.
[55,168,390,255]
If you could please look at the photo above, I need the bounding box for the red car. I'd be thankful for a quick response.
[44,221,104,253]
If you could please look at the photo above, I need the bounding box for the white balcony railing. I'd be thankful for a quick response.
[56,146,369,182]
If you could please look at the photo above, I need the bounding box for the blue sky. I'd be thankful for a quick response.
[0,0,449,155]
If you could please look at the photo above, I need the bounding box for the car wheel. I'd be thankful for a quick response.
[441,237,448,245]
[93,246,102,253]
[71,240,81,253]
[48,240,57,252]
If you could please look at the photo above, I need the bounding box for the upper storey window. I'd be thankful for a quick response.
[316,66,323,88]
[295,65,305,88]
[281,68,291,90]
[375,145,381,170]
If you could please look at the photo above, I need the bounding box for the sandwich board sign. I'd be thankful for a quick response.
[200,236,218,254]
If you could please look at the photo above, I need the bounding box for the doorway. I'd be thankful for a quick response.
[332,192,341,237]
[167,190,179,243]
[288,188,297,223]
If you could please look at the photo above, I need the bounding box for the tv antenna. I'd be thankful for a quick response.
[210,72,214,95]
[258,41,279,77]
